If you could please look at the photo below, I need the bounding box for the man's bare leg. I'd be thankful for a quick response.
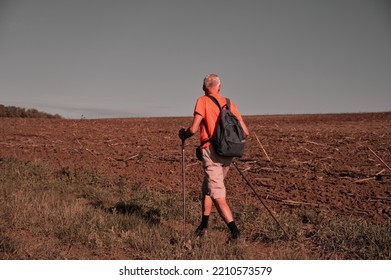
[197,194,240,239]
[202,194,213,216]
[213,197,233,223]
[195,194,213,236]
[214,197,240,239]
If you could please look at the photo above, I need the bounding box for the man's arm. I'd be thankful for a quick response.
[179,113,203,140]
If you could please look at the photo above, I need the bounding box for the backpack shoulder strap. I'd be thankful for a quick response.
[203,95,222,141]
[225,98,231,110]
[207,95,221,111]
[201,118,211,142]
[207,95,230,111]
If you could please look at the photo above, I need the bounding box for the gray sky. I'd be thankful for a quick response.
[1,0,390,118]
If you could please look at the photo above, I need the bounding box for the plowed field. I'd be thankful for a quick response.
[1,112,390,222]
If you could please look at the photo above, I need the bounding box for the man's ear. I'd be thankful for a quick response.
[203,84,207,92]
[218,84,221,92]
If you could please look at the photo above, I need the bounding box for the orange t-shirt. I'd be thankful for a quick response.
[194,93,244,149]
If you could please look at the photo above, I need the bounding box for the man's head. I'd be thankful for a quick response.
[203,74,221,94]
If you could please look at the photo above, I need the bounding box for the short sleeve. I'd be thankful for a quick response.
[194,97,206,118]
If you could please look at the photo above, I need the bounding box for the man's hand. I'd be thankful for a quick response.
[178,128,186,141]
[179,115,201,141]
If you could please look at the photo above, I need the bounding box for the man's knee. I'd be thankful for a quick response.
[213,197,228,206]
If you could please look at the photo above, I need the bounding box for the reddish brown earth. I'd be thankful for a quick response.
[1,112,390,222]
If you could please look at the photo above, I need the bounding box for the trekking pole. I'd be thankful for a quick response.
[233,161,289,238]
[181,139,186,237]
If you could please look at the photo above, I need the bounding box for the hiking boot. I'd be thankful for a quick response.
[230,229,240,240]
[195,226,208,238]
[227,221,240,240]
[225,230,243,244]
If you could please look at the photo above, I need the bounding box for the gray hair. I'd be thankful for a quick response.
[203,74,221,88]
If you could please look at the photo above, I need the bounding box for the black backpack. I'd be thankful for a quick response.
[207,95,246,157]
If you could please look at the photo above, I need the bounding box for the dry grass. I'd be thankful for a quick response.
[0,158,390,260]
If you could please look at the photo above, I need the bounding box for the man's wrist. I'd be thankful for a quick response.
[183,128,192,140]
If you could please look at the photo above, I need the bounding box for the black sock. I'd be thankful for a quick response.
[227,221,239,233]
[199,215,209,229]
[227,221,240,239]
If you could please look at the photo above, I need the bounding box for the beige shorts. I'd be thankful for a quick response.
[201,145,233,199]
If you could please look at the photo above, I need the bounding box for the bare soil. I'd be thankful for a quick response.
[1,112,390,223]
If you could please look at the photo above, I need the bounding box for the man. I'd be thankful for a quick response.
[179,74,249,240]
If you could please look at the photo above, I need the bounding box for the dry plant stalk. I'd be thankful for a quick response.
[354,169,386,183]
[254,132,271,161]
[305,140,325,146]
[354,177,375,183]
[124,154,139,162]
[368,147,391,172]
[302,147,314,154]
[281,199,319,207]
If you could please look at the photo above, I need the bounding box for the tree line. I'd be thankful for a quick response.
[0,104,62,119]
